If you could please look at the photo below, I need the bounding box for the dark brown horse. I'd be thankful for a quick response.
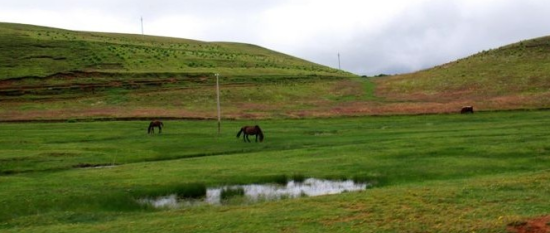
[236,125,264,142]
[460,106,474,114]
[148,120,164,134]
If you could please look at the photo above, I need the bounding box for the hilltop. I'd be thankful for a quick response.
[0,23,349,79]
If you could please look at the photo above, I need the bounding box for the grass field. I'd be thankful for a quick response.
[1,110,549,232]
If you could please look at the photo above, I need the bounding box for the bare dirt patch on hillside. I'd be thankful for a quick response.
[507,216,550,233]
[1,75,549,122]
[373,77,550,115]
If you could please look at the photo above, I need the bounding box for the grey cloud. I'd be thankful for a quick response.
[299,0,550,75]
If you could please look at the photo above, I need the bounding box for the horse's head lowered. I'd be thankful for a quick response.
[237,125,264,142]
[255,125,264,142]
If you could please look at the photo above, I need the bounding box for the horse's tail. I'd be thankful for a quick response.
[147,123,152,134]
[236,127,243,138]
[255,125,264,142]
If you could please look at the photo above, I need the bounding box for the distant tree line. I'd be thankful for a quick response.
[361,74,391,78]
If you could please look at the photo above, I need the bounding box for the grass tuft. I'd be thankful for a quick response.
[352,173,389,188]
[220,187,245,200]
[257,174,288,185]
[131,183,207,200]
[291,173,306,183]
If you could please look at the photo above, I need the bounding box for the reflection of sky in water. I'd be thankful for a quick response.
[140,178,368,208]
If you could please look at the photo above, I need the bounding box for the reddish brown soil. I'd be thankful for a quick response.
[508,216,550,233]
[0,75,549,122]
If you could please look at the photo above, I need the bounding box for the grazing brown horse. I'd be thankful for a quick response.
[148,120,164,134]
[236,125,264,142]
[461,106,474,114]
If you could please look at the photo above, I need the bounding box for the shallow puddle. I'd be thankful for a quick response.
[139,178,368,208]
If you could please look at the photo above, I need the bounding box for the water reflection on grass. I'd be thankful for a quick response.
[140,178,368,208]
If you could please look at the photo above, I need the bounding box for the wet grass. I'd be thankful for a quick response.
[0,110,549,232]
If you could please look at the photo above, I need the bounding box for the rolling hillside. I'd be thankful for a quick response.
[375,36,550,111]
[0,22,549,121]
[0,23,349,79]
[0,23,363,121]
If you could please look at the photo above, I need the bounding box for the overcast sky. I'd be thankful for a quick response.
[2,0,550,75]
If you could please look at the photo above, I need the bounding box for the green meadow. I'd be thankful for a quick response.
[1,110,549,232]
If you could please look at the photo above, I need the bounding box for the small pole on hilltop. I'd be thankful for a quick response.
[215,73,221,135]
[141,17,144,35]
[338,52,341,70]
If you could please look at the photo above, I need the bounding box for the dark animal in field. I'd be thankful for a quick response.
[236,125,264,142]
[148,120,164,134]
[461,106,474,114]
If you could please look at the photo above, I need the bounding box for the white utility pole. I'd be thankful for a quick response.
[215,73,221,135]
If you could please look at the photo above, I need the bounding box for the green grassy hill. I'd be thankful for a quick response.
[375,36,550,111]
[0,23,365,121]
[1,22,549,121]
[0,23,348,79]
